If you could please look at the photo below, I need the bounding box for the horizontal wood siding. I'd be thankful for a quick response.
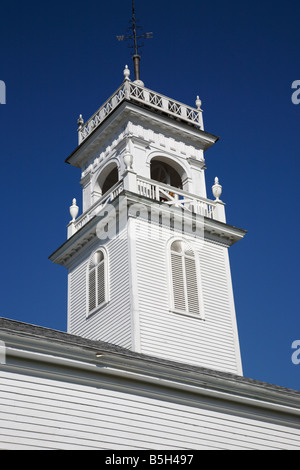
[135,220,241,373]
[68,229,132,349]
[0,371,299,450]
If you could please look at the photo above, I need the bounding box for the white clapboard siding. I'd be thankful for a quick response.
[134,219,241,373]
[0,371,299,450]
[68,229,132,349]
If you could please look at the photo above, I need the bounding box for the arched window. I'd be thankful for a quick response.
[88,249,108,315]
[170,240,202,316]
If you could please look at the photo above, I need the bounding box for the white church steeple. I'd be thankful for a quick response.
[50,63,246,376]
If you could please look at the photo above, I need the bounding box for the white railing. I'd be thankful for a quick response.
[68,180,124,238]
[78,84,127,143]
[68,176,218,238]
[78,80,203,144]
[136,176,216,219]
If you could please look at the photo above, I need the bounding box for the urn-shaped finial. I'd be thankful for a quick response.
[212,177,222,201]
[77,114,84,130]
[123,65,130,81]
[123,149,133,170]
[70,198,79,221]
[195,96,202,110]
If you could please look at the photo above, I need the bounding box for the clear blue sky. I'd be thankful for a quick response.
[0,0,299,391]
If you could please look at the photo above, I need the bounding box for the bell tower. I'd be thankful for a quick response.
[49,62,246,375]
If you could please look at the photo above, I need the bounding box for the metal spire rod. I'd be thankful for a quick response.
[132,0,138,57]
[131,0,140,81]
[117,0,153,82]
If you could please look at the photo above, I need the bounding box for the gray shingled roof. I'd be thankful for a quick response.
[1,316,299,400]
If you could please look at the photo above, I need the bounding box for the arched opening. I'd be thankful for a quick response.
[150,159,183,189]
[101,166,118,195]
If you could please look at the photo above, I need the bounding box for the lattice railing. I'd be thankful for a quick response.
[78,80,203,144]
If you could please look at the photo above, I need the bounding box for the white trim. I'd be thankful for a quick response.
[91,157,120,203]
[223,248,243,376]
[67,271,72,333]
[169,308,205,320]
[127,217,141,353]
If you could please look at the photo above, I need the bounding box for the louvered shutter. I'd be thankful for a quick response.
[170,240,201,316]
[171,252,186,311]
[185,257,200,314]
[97,261,105,306]
[88,250,107,314]
[89,269,96,312]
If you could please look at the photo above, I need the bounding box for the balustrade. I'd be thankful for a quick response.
[67,180,124,238]
[136,176,216,219]
[78,79,203,144]
[68,176,219,238]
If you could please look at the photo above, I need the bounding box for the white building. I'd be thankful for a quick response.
[0,66,299,450]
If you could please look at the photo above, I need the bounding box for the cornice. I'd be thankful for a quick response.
[187,156,207,169]
[65,101,219,169]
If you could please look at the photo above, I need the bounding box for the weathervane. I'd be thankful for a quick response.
[117,0,153,83]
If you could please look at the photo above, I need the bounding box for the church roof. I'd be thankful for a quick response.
[1,316,299,417]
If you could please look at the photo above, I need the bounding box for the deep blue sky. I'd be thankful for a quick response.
[0,0,299,391]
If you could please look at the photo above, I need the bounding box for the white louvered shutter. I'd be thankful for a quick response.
[185,257,200,314]
[88,250,106,314]
[97,261,105,306]
[170,240,200,316]
[171,252,186,311]
[89,269,96,312]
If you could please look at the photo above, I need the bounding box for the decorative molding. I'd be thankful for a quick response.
[66,98,218,170]
[187,157,206,169]
[80,172,92,187]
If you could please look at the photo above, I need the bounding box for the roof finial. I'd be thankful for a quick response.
[117,0,153,86]
[123,65,130,81]
[195,96,203,111]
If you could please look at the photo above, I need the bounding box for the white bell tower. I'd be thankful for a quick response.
[50,65,246,376]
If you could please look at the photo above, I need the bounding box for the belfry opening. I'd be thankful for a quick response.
[150,158,183,189]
